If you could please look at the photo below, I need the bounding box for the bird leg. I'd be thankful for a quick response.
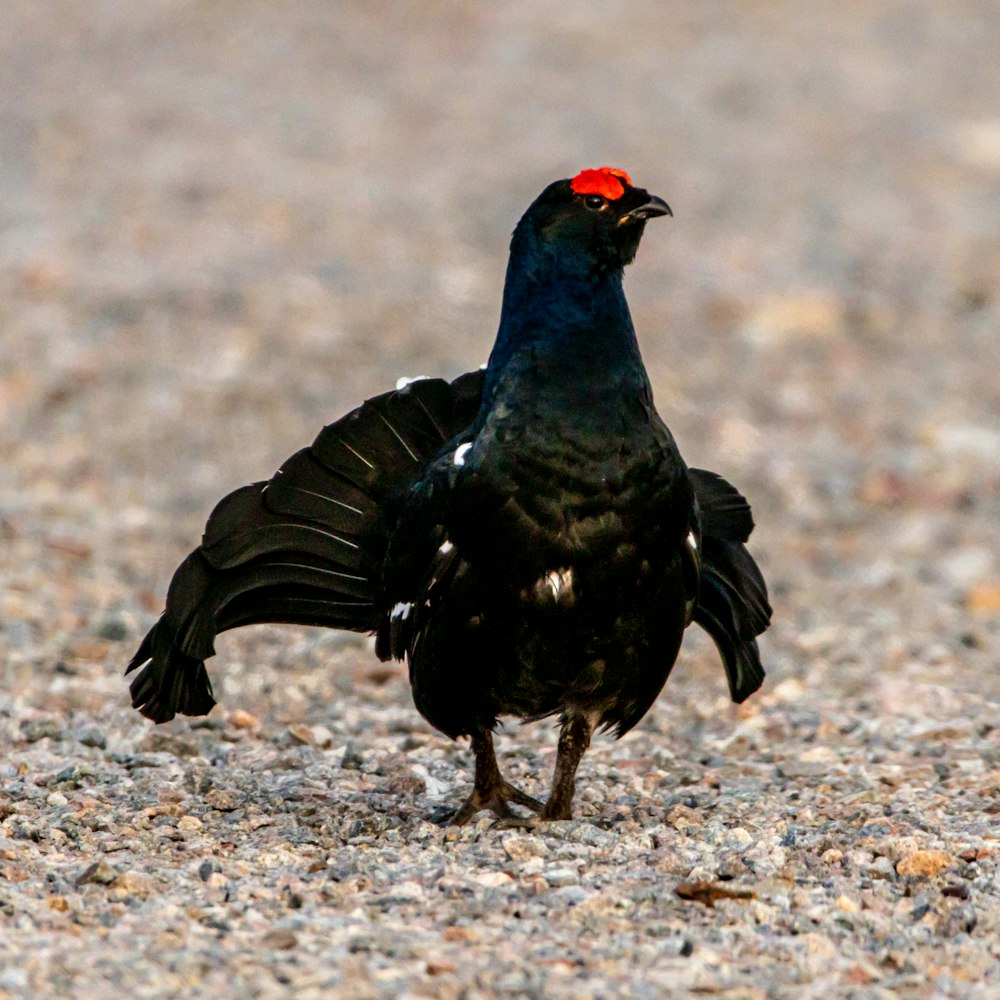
[541,713,594,820]
[440,729,544,825]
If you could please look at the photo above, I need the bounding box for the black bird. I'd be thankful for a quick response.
[127,167,771,823]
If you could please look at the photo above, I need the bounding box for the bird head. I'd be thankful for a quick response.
[515,167,672,274]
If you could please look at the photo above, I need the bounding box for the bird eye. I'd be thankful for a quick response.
[583,194,607,211]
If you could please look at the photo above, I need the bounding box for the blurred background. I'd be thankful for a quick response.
[2,4,1000,996]
[1,0,999,732]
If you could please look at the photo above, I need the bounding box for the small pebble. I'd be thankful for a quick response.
[76,861,118,886]
[204,790,240,811]
[341,744,365,770]
[897,850,954,877]
[262,929,298,950]
[227,709,260,730]
[543,868,579,887]
[198,859,221,881]
[501,833,549,862]
[74,724,107,749]
[20,719,65,743]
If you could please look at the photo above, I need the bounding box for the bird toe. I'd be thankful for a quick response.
[431,779,543,825]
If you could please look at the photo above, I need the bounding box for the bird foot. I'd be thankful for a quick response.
[433,780,544,826]
[493,815,542,831]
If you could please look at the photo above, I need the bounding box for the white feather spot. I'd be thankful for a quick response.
[686,531,698,552]
[390,602,413,622]
[395,375,431,390]
[543,568,573,600]
[478,362,487,370]
[438,540,454,556]
[453,442,472,467]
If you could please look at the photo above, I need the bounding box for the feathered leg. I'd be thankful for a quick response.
[541,713,593,820]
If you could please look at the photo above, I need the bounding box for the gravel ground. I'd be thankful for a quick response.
[2,3,1000,997]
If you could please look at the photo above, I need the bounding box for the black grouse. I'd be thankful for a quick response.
[127,167,771,823]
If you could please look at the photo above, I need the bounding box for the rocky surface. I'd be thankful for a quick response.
[2,2,999,997]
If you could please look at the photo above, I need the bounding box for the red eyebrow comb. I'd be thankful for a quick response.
[570,167,632,200]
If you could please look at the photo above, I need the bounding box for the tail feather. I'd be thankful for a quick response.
[217,593,373,632]
[688,467,754,541]
[264,451,376,525]
[690,470,772,703]
[125,611,216,723]
[307,375,476,489]
[700,537,770,638]
[127,371,486,723]
[200,483,368,573]
[692,594,765,703]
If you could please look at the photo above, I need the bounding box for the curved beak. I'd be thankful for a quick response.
[626,194,672,221]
